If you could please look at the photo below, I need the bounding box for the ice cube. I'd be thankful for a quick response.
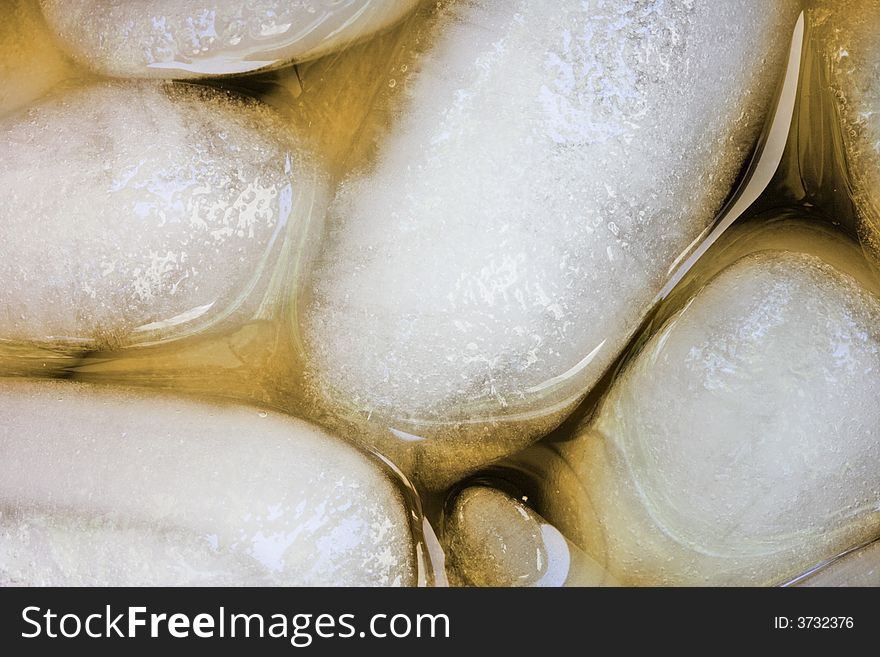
[444,486,615,587]
[0,80,326,355]
[0,0,77,116]
[298,0,801,486]
[0,379,420,586]
[552,239,880,586]
[39,0,420,78]
[809,0,880,262]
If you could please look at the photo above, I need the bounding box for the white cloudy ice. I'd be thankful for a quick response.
[39,0,420,78]
[0,379,418,586]
[299,0,801,484]
[558,245,880,585]
[0,81,326,350]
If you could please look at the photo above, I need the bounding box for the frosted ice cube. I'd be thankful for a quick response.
[0,379,419,586]
[39,0,420,78]
[0,81,326,351]
[0,0,77,115]
[444,486,615,587]
[556,245,880,586]
[299,0,801,485]
[809,0,880,262]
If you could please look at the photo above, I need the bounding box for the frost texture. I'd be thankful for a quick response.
[570,251,880,585]
[0,380,416,586]
[39,0,420,78]
[301,0,800,478]
[0,0,75,115]
[0,81,322,348]
[811,0,880,261]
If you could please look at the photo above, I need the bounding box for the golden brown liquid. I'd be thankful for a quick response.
[2,2,879,587]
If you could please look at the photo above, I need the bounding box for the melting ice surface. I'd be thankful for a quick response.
[0,379,417,586]
[556,245,880,585]
[444,486,614,587]
[810,0,880,262]
[39,0,420,78]
[299,0,801,484]
[0,81,325,349]
[0,0,76,115]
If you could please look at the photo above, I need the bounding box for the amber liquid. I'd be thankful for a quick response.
[2,3,878,587]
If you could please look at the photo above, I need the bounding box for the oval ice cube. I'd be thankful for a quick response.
[39,0,420,78]
[0,80,325,352]
[0,0,77,116]
[0,379,420,586]
[298,0,801,485]
[444,485,615,587]
[549,235,880,585]
[45,14,427,398]
[809,0,880,262]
